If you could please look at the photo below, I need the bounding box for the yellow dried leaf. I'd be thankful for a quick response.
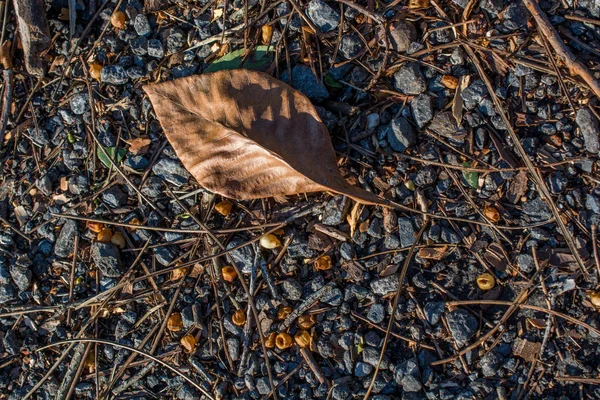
[314,255,332,271]
[262,25,273,44]
[441,75,458,89]
[260,234,281,249]
[110,11,127,29]
[484,205,501,223]
[124,137,151,155]
[180,334,196,353]
[215,200,233,216]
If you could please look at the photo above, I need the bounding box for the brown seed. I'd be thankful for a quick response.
[97,228,113,243]
[89,62,102,80]
[294,330,312,348]
[111,232,126,248]
[262,25,273,44]
[440,75,458,89]
[297,314,316,330]
[314,255,332,271]
[265,332,277,348]
[215,200,233,216]
[221,265,237,282]
[483,205,501,223]
[87,221,105,233]
[277,306,292,320]
[476,273,496,290]
[167,312,183,332]
[110,10,127,29]
[232,309,246,326]
[180,334,196,353]
[275,332,293,350]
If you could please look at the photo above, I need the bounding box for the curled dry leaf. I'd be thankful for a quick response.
[124,137,151,155]
[143,69,387,205]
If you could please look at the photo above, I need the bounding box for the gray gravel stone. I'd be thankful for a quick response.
[147,39,165,58]
[55,220,78,258]
[36,175,53,196]
[354,361,373,377]
[576,108,600,153]
[101,65,128,85]
[370,275,399,296]
[10,257,31,292]
[429,111,462,139]
[68,175,89,195]
[226,237,255,274]
[367,303,385,324]
[307,0,340,33]
[387,117,415,153]
[70,93,89,115]
[423,302,445,325]
[389,21,416,52]
[154,247,174,266]
[446,309,477,346]
[338,34,363,59]
[411,94,433,128]
[398,217,416,247]
[393,62,426,95]
[281,65,329,102]
[134,14,152,36]
[102,186,127,208]
[395,359,422,392]
[91,242,123,277]
[517,253,535,273]
[282,278,303,300]
[153,158,191,187]
[522,197,552,221]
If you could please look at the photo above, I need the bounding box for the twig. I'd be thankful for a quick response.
[363,220,429,399]
[37,338,216,400]
[521,0,600,98]
[299,347,329,386]
[0,69,12,149]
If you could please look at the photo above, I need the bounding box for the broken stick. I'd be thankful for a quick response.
[521,0,600,99]
[13,0,50,76]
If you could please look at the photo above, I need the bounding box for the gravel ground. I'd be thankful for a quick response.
[0,0,600,399]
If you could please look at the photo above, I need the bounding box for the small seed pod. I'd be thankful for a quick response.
[221,266,237,283]
[86,221,104,233]
[484,205,501,223]
[167,312,183,332]
[111,232,126,248]
[265,332,277,348]
[260,234,281,249]
[275,332,293,350]
[277,306,292,320]
[232,309,246,326]
[180,334,196,353]
[97,228,113,243]
[476,273,496,290]
[110,11,127,29]
[297,314,316,330]
[315,255,332,271]
[294,330,312,348]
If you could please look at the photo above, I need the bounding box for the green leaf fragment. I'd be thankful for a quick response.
[461,162,479,190]
[324,74,343,89]
[205,46,274,73]
[97,146,127,168]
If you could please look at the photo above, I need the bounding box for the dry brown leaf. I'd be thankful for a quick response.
[347,202,363,238]
[143,70,388,205]
[124,137,151,155]
[507,171,528,204]
[417,246,448,260]
[0,40,12,69]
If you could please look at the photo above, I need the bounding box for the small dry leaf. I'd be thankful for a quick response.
[167,312,183,331]
[314,255,332,271]
[215,200,233,216]
[124,137,151,155]
[180,334,196,353]
[513,338,541,363]
[483,205,501,223]
[232,309,246,326]
[87,221,104,233]
[527,318,546,329]
[277,306,292,320]
[265,332,277,348]
[417,246,448,260]
[60,176,69,191]
[587,290,600,308]
[97,228,113,243]
[143,70,388,205]
[347,202,363,238]
[170,266,186,281]
[262,25,273,44]
[297,314,316,329]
